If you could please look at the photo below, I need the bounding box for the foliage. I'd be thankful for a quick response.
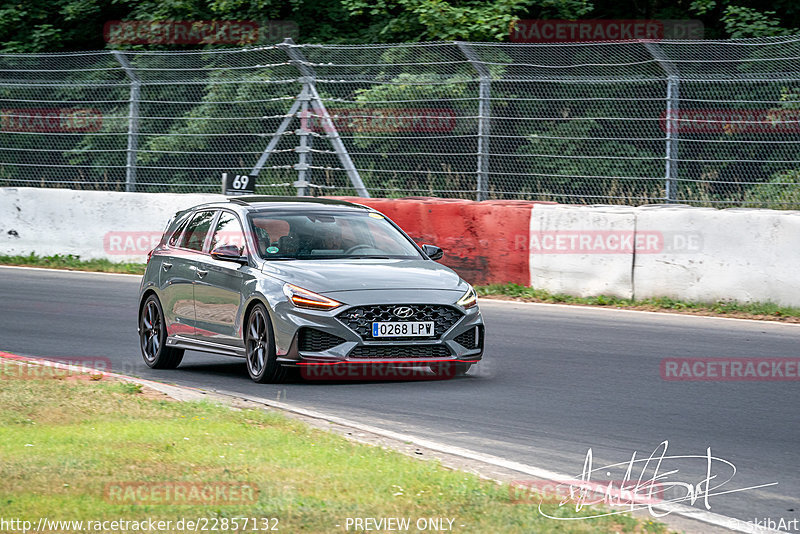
[342,0,545,42]
[721,5,792,38]
[744,170,800,208]
[2,0,800,52]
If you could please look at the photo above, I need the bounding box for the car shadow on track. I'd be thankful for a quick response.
[171,357,477,386]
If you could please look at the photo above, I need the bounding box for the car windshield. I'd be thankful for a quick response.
[248,210,422,260]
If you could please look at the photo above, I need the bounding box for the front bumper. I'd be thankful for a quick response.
[274,301,484,367]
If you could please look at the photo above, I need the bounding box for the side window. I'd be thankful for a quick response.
[168,214,191,247]
[253,218,290,243]
[210,212,247,254]
[178,210,215,252]
[251,217,291,257]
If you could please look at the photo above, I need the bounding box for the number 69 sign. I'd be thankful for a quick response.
[222,172,256,195]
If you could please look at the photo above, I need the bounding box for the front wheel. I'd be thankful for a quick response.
[245,303,286,383]
[139,294,184,369]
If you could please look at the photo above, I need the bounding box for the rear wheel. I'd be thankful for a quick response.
[245,303,286,383]
[140,295,184,369]
[429,362,471,378]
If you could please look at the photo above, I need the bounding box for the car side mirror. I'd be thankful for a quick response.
[421,244,444,261]
[210,244,248,265]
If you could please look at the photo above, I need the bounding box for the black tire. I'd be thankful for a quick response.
[429,362,471,378]
[245,303,287,383]
[139,294,184,369]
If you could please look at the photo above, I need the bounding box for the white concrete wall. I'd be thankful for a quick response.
[529,204,636,298]
[0,188,224,262]
[529,203,800,306]
[633,206,800,306]
[4,187,800,306]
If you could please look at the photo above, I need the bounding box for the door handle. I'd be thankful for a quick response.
[196,269,208,279]
[162,262,173,271]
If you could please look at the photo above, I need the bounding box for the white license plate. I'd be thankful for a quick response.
[372,321,434,337]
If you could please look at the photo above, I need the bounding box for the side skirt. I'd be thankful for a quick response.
[166,335,246,358]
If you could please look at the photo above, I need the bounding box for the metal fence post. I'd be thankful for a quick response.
[456,42,490,201]
[665,75,680,203]
[644,43,679,203]
[295,83,312,196]
[112,51,140,193]
[281,39,369,198]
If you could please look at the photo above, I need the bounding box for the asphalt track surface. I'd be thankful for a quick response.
[1,266,798,530]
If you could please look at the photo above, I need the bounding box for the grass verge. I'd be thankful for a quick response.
[477,283,800,323]
[0,253,146,274]
[0,359,668,533]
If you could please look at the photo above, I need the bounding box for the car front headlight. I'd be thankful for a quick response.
[456,286,478,309]
[283,283,342,311]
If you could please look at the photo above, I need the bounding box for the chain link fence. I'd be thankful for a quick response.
[1,37,799,207]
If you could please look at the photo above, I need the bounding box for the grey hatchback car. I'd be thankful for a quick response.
[137,196,484,383]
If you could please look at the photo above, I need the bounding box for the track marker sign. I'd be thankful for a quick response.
[222,172,256,195]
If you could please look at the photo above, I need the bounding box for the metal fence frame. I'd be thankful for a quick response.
[1,36,799,207]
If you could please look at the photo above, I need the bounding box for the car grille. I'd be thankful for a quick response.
[337,305,463,340]
[454,326,482,350]
[298,328,346,352]
[348,345,451,359]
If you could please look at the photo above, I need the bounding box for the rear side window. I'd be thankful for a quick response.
[210,211,247,254]
[178,210,216,252]
[167,214,192,247]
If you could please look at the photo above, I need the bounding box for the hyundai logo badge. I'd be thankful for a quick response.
[393,306,414,319]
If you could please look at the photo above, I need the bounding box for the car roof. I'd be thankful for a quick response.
[187,196,373,213]
[233,196,368,208]
[232,196,371,211]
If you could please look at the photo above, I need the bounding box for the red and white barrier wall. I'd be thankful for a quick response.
[2,187,800,306]
[334,197,538,285]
